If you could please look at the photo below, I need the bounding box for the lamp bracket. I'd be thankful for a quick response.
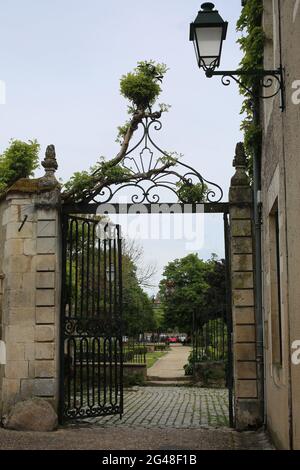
[205,67,285,111]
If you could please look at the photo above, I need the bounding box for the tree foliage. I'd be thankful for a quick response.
[236,0,264,177]
[0,139,40,193]
[62,60,177,203]
[159,254,226,333]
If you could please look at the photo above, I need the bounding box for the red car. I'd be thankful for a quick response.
[166,336,178,344]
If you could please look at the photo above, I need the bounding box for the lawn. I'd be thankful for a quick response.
[146,351,167,369]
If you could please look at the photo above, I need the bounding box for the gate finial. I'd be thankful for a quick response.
[231,142,249,187]
[42,145,58,180]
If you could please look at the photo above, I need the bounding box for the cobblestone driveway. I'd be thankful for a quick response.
[73,387,229,428]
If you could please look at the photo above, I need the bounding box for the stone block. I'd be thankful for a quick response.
[36,289,55,307]
[8,256,33,274]
[232,254,253,272]
[6,222,34,239]
[9,291,35,309]
[35,343,55,360]
[235,325,256,343]
[5,361,29,379]
[7,325,35,343]
[23,239,36,256]
[6,273,23,290]
[236,380,258,398]
[236,361,257,379]
[2,205,19,224]
[6,343,25,361]
[24,343,35,361]
[37,209,56,220]
[36,255,56,272]
[233,289,254,307]
[233,307,255,325]
[36,272,55,289]
[37,238,56,254]
[230,207,252,219]
[22,273,36,290]
[20,378,35,399]
[35,326,55,342]
[235,343,256,361]
[231,220,252,237]
[5,239,23,256]
[232,272,254,289]
[1,378,20,404]
[232,237,253,254]
[33,378,55,397]
[37,220,56,237]
[34,360,55,378]
[235,399,263,431]
[35,307,55,324]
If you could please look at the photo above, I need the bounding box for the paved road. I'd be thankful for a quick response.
[147,345,191,379]
[82,387,229,428]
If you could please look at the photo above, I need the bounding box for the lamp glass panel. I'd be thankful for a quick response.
[196,26,223,66]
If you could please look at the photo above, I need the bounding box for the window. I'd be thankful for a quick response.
[269,201,283,366]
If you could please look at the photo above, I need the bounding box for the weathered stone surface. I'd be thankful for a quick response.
[235,325,256,343]
[33,378,55,396]
[232,254,253,272]
[236,380,258,398]
[36,289,55,306]
[7,325,35,343]
[35,343,54,360]
[232,237,253,254]
[37,238,56,254]
[235,343,256,361]
[5,361,28,379]
[35,307,55,324]
[233,289,254,307]
[37,220,56,237]
[236,361,257,379]
[36,272,55,289]
[232,272,254,289]
[233,306,255,325]
[235,399,262,431]
[231,220,252,237]
[36,255,55,272]
[4,398,57,431]
[23,239,36,256]
[35,325,54,342]
[34,360,55,378]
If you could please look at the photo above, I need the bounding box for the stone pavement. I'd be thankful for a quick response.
[76,386,230,428]
[147,345,192,380]
[0,426,274,450]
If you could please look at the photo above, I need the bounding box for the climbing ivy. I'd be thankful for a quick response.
[236,0,264,176]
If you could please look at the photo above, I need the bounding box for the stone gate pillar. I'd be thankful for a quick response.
[229,143,263,430]
[0,146,61,419]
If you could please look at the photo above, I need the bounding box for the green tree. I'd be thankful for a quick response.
[0,139,40,193]
[159,254,226,333]
[122,255,155,336]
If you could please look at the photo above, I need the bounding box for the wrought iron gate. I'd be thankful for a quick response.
[59,215,123,422]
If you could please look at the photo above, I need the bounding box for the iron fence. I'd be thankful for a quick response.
[123,340,147,364]
[192,317,228,362]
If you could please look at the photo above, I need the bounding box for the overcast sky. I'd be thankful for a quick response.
[0,0,244,294]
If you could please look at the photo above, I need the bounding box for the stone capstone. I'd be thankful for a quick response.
[3,398,58,431]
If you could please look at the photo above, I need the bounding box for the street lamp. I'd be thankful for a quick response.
[189,2,228,72]
[190,3,285,110]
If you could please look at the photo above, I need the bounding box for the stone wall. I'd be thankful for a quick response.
[0,146,61,418]
[229,143,262,430]
[261,0,300,450]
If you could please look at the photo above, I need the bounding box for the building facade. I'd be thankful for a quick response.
[261,0,300,449]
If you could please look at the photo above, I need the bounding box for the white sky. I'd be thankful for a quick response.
[0,0,244,294]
